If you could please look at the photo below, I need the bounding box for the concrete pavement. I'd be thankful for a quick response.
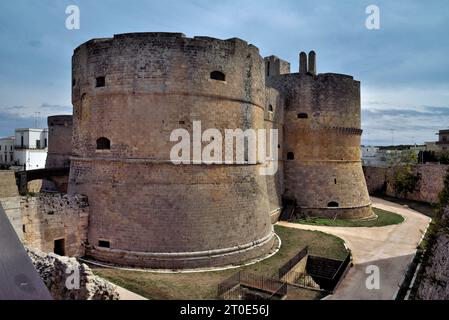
[278,196,431,300]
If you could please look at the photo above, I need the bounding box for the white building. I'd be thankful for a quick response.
[14,128,48,170]
[361,146,386,167]
[0,136,15,165]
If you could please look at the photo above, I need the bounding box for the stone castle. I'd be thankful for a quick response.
[48,32,371,269]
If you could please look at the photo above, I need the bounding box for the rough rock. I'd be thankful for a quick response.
[26,247,119,300]
[416,207,449,299]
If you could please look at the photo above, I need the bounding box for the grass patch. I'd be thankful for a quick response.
[293,207,404,227]
[92,225,347,300]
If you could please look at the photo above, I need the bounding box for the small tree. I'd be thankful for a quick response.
[390,150,420,197]
[393,165,420,197]
[438,152,449,165]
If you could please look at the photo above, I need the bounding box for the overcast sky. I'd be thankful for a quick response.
[0,0,448,145]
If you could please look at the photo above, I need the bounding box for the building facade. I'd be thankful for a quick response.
[14,128,48,170]
[0,137,14,166]
[436,129,449,151]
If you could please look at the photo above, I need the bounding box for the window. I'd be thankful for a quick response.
[210,71,225,81]
[287,152,294,160]
[98,240,110,248]
[96,137,111,150]
[21,136,24,148]
[96,76,106,87]
[266,61,270,76]
[268,104,273,112]
[36,140,41,149]
[327,201,339,208]
[334,178,337,184]
[54,239,66,256]
[44,138,47,148]
[297,113,308,119]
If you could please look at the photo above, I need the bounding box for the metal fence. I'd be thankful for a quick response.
[281,271,321,290]
[278,246,309,278]
[278,246,352,293]
[308,253,351,292]
[218,271,287,300]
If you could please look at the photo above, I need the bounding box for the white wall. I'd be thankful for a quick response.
[15,129,48,149]
[14,149,47,170]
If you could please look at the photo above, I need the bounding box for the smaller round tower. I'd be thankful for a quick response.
[266,51,372,219]
[46,115,73,168]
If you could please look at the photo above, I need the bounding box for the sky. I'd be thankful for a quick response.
[0,0,448,145]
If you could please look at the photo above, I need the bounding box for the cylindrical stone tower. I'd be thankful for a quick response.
[68,33,276,269]
[46,115,73,168]
[279,72,372,219]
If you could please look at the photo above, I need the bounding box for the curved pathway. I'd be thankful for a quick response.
[278,196,431,300]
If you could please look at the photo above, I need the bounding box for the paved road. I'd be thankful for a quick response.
[278,196,431,300]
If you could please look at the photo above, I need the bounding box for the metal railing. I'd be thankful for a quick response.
[281,271,321,290]
[278,246,308,278]
[218,271,287,300]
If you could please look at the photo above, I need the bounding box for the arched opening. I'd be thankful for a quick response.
[210,71,225,81]
[287,152,294,160]
[96,137,111,150]
[327,201,339,208]
[268,104,273,112]
[297,113,308,119]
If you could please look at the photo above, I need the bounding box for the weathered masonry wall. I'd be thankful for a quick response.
[69,33,275,268]
[43,115,73,193]
[0,170,23,239]
[266,69,372,219]
[363,164,449,204]
[21,193,89,257]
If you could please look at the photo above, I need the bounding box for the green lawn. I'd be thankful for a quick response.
[92,225,347,300]
[293,207,404,227]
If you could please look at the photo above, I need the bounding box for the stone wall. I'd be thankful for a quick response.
[415,207,449,300]
[22,193,89,257]
[69,33,275,268]
[363,164,449,204]
[266,70,372,219]
[0,170,23,239]
[27,247,118,300]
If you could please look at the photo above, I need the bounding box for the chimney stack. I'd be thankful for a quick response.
[308,51,316,75]
[299,51,307,74]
